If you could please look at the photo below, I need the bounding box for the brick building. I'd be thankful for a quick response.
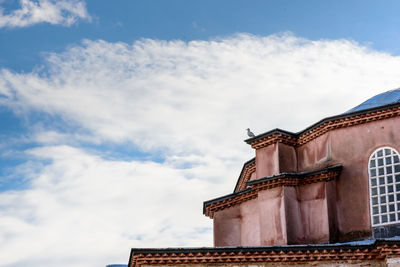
[129,89,400,266]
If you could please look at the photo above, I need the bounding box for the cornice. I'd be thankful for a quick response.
[233,158,256,192]
[203,165,342,218]
[245,103,400,149]
[128,240,400,267]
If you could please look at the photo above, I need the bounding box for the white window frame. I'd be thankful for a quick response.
[368,146,400,227]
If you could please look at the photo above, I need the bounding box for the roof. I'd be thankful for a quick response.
[233,157,255,192]
[245,89,400,145]
[244,99,400,147]
[203,165,342,217]
[128,239,400,267]
[346,88,400,113]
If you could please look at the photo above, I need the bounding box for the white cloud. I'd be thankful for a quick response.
[0,146,224,266]
[2,34,400,156]
[1,33,400,266]
[0,0,90,28]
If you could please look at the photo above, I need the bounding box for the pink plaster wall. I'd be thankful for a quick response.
[278,143,297,173]
[329,118,400,239]
[213,116,400,246]
[213,206,241,246]
[240,199,261,245]
[214,187,289,246]
[255,143,297,179]
[284,182,332,244]
[214,183,333,246]
[296,182,330,243]
[256,144,279,178]
[297,132,331,172]
[325,180,338,242]
[258,187,287,245]
[284,186,303,244]
[296,117,400,240]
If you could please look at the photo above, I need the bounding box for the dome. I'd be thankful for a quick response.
[346,88,400,113]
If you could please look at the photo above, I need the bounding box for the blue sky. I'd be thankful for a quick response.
[2,1,400,266]
[3,0,400,72]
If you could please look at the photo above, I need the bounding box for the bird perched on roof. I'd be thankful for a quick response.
[247,128,255,138]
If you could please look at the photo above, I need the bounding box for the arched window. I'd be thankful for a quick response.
[369,147,400,227]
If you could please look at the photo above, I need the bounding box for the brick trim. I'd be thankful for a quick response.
[203,165,342,218]
[234,159,256,192]
[247,104,400,149]
[128,241,400,267]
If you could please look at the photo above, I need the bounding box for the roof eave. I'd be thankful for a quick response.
[245,102,400,147]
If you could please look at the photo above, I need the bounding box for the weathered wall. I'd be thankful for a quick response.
[255,143,297,179]
[284,186,302,244]
[296,117,400,240]
[284,182,332,244]
[258,187,287,245]
[214,182,335,246]
[213,116,400,246]
[297,132,331,172]
[325,180,338,242]
[330,118,400,240]
[297,182,330,243]
[213,206,241,246]
[278,143,297,173]
[256,143,279,178]
[213,187,288,246]
[240,199,260,245]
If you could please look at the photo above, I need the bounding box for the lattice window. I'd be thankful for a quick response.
[369,147,400,227]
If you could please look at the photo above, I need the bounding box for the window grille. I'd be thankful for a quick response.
[369,147,400,227]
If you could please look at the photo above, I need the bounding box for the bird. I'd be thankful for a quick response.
[246,128,255,138]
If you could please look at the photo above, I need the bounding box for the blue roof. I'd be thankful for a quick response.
[346,88,400,113]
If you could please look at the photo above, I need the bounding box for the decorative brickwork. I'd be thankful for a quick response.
[250,133,297,150]
[246,104,400,149]
[234,159,256,192]
[128,241,400,267]
[203,165,342,218]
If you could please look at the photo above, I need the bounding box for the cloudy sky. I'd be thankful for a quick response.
[2,0,400,266]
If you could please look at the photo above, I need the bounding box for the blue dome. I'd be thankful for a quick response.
[346,88,400,113]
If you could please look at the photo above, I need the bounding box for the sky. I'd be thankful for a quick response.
[2,0,400,266]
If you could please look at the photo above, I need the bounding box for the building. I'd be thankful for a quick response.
[129,89,400,266]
